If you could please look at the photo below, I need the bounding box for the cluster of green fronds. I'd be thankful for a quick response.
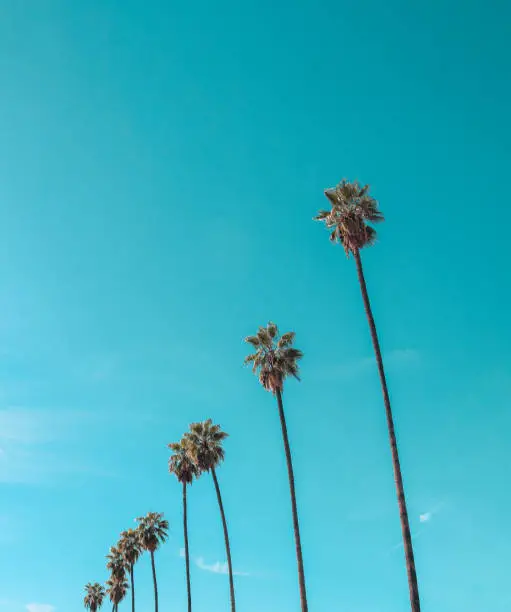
[244,322,303,394]
[315,179,383,257]
[136,512,169,553]
[84,583,105,611]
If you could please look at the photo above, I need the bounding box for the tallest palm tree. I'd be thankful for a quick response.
[315,179,420,612]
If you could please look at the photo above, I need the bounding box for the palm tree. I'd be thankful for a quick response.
[118,528,142,612]
[244,322,308,612]
[106,574,129,612]
[106,545,125,580]
[84,583,106,612]
[184,419,236,612]
[315,179,420,611]
[136,512,169,612]
[169,437,200,612]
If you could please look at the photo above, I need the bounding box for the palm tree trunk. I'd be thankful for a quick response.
[183,481,192,612]
[353,248,420,612]
[275,388,308,612]
[151,550,159,612]
[211,467,236,612]
[130,564,135,612]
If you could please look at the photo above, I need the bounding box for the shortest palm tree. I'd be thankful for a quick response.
[106,574,129,612]
[84,582,106,612]
[136,512,169,612]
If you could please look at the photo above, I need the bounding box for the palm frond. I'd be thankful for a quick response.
[106,573,129,604]
[183,419,228,472]
[118,529,142,566]
[313,209,331,221]
[267,321,278,338]
[168,437,199,484]
[244,335,260,347]
[244,323,302,394]
[316,179,383,256]
[136,512,169,553]
[257,326,272,348]
[84,583,106,610]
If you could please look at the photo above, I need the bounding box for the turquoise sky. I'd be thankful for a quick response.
[1,1,510,611]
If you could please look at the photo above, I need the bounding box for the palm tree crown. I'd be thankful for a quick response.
[106,545,125,578]
[106,574,129,606]
[315,179,384,256]
[84,582,106,611]
[119,528,142,567]
[244,322,303,394]
[136,512,169,553]
[184,419,228,473]
[168,438,199,484]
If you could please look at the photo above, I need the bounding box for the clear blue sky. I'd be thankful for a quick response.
[0,0,510,611]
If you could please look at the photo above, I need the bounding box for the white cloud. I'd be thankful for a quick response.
[419,502,445,524]
[178,549,248,576]
[26,604,55,612]
[195,556,249,576]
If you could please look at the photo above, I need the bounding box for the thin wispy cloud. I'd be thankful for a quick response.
[179,549,249,576]
[0,407,114,484]
[388,529,423,553]
[26,604,55,612]
[388,502,444,554]
[419,501,444,524]
[0,407,95,444]
[315,348,421,381]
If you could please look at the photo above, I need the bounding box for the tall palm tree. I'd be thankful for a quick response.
[184,419,236,612]
[315,179,420,611]
[244,322,308,612]
[118,529,142,612]
[169,437,199,612]
[106,574,129,612]
[136,512,169,612]
[84,582,106,612]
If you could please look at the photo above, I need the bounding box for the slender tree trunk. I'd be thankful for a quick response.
[151,550,159,612]
[183,481,192,612]
[130,564,135,612]
[275,388,308,612]
[211,467,236,612]
[353,248,420,612]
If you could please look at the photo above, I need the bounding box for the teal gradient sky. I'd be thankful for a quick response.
[1,1,510,611]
